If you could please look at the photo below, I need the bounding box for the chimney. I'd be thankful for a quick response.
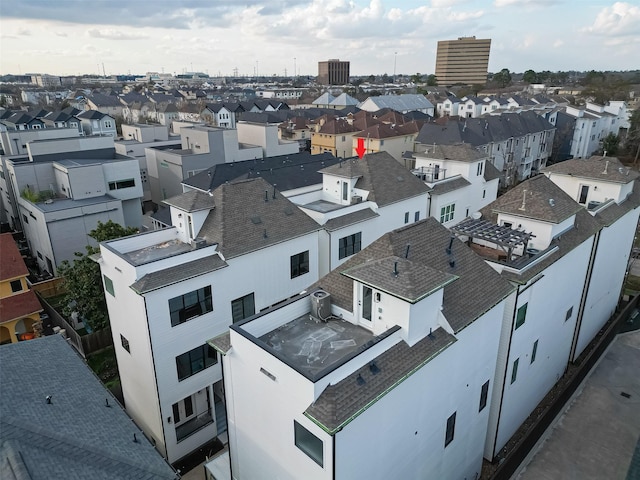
[518,189,528,211]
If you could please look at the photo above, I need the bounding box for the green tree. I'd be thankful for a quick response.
[601,133,619,156]
[628,109,640,165]
[426,74,438,86]
[522,70,538,84]
[57,220,138,331]
[410,73,423,84]
[492,68,512,88]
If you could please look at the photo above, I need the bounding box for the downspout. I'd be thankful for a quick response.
[570,230,600,362]
[491,286,520,460]
[333,430,337,480]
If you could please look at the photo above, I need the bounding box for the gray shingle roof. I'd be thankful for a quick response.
[130,254,228,294]
[542,156,639,184]
[197,177,321,259]
[359,94,434,112]
[314,217,515,333]
[484,161,502,182]
[489,175,582,224]
[163,189,217,212]
[323,208,379,231]
[429,176,471,195]
[0,335,177,480]
[319,152,430,207]
[304,327,456,434]
[416,143,486,162]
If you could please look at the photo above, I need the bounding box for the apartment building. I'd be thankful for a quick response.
[435,36,491,86]
[318,60,350,86]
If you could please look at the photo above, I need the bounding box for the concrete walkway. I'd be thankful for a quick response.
[515,330,640,480]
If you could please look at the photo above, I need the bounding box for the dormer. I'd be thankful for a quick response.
[320,161,369,205]
[342,256,457,346]
[163,190,216,244]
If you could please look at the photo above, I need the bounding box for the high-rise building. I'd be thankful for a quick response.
[435,36,491,86]
[318,59,350,85]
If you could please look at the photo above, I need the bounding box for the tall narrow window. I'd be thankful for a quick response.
[479,380,490,412]
[404,212,409,224]
[445,412,456,447]
[515,303,528,329]
[578,185,589,205]
[342,182,348,201]
[231,293,255,323]
[103,275,115,297]
[531,340,539,364]
[511,358,519,384]
[291,251,310,278]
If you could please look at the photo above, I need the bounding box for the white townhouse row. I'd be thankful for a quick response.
[205,154,640,479]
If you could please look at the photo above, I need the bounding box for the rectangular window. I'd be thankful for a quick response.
[511,358,519,384]
[479,380,490,412]
[176,344,218,381]
[440,204,455,223]
[22,214,28,224]
[108,179,136,190]
[231,293,255,323]
[531,340,539,364]
[120,334,130,353]
[342,182,348,201]
[10,279,23,293]
[414,211,420,222]
[169,286,213,327]
[483,189,486,199]
[445,412,456,447]
[565,306,573,322]
[477,162,483,176]
[338,232,362,260]
[404,211,409,224]
[290,251,309,278]
[515,303,527,329]
[103,275,115,297]
[294,421,323,467]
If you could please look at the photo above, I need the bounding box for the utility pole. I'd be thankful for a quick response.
[393,52,397,83]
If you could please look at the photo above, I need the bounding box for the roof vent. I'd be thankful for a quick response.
[549,198,555,207]
[518,189,528,211]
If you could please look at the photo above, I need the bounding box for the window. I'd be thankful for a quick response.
[294,421,323,467]
[290,251,309,278]
[108,179,136,190]
[169,286,213,327]
[511,358,519,384]
[103,275,115,297]
[10,279,23,293]
[578,185,589,205]
[477,162,484,176]
[404,212,410,224]
[22,214,28,224]
[531,339,539,364]
[479,380,490,412]
[483,189,486,199]
[176,344,218,381]
[445,412,456,447]
[342,182,348,201]
[515,303,527,329]
[104,121,113,128]
[339,232,362,259]
[440,204,455,223]
[120,334,130,353]
[414,211,420,222]
[565,306,573,322]
[231,293,255,323]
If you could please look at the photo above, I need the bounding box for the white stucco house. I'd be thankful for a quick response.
[209,217,515,480]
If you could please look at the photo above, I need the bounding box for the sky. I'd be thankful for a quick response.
[0,0,638,78]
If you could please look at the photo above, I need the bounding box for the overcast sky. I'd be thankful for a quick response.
[0,0,638,78]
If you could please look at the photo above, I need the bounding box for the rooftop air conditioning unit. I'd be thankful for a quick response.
[351,195,363,204]
[310,290,331,322]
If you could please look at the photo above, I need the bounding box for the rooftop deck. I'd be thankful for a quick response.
[123,238,193,265]
[259,313,377,379]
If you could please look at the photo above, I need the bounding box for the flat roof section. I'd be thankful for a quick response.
[303,199,346,213]
[123,238,193,265]
[259,314,377,380]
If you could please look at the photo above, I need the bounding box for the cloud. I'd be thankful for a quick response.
[17,27,31,36]
[494,0,556,7]
[431,0,470,7]
[55,31,68,37]
[582,2,640,37]
[87,28,149,40]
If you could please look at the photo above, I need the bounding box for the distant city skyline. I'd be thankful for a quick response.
[0,0,638,78]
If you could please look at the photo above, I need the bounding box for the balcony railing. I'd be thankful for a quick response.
[411,166,447,183]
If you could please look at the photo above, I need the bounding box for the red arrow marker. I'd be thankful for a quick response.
[355,137,365,159]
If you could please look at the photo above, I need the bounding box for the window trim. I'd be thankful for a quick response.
[176,344,218,381]
[531,339,538,364]
[440,203,455,223]
[120,334,130,353]
[231,292,256,323]
[511,357,519,384]
[338,232,362,260]
[103,275,115,297]
[169,286,213,327]
[479,380,489,412]
[290,251,310,279]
